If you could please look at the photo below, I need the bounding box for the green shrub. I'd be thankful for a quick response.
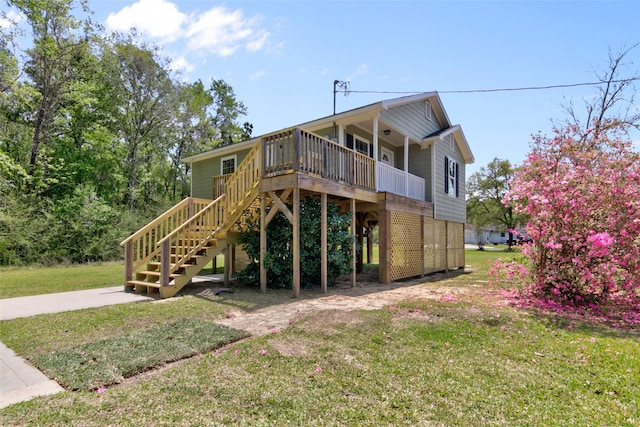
[237,197,355,289]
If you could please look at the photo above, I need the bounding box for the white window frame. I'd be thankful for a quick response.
[449,134,455,150]
[425,101,432,120]
[380,146,394,166]
[353,135,371,156]
[221,155,237,175]
[447,157,457,197]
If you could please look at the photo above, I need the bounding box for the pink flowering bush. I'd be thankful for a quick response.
[501,125,640,318]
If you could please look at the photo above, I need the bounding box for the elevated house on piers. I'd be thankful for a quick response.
[120,92,474,298]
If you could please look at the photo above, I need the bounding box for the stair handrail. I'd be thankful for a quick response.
[156,195,226,283]
[121,197,212,282]
[120,197,212,246]
[222,143,261,216]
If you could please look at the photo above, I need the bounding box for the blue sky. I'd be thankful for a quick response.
[5,0,640,176]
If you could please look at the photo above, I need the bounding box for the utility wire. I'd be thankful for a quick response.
[340,77,640,96]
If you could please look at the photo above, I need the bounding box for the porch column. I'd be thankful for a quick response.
[351,198,356,287]
[404,135,409,196]
[223,244,230,286]
[292,188,301,297]
[321,193,328,293]
[260,193,267,293]
[373,114,379,162]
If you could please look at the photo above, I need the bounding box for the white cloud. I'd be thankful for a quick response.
[106,0,187,43]
[249,70,266,80]
[169,56,194,74]
[346,64,369,82]
[0,9,24,30]
[185,6,269,57]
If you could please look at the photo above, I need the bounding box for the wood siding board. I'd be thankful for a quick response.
[191,147,253,199]
[434,139,466,223]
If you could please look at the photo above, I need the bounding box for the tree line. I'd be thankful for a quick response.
[0,0,251,265]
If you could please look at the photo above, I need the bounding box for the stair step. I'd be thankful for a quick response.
[136,270,182,279]
[126,280,164,289]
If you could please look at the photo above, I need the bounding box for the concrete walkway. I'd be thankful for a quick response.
[0,285,156,409]
[0,286,155,321]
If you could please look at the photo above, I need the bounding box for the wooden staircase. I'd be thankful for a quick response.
[120,144,261,298]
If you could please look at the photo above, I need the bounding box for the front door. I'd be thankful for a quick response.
[380,146,394,167]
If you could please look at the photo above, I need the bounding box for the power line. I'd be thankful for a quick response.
[341,77,640,96]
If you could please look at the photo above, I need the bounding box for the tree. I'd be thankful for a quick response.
[210,79,249,146]
[499,47,640,318]
[101,34,178,211]
[466,158,525,248]
[505,126,640,309]
[561,43,639,140]
[10,0,94,182]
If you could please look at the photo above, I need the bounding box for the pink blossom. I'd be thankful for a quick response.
[97,387,106,394]
[315,366,322,373]
[259,349,267,356]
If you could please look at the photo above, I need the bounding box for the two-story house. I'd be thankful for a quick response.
[121,92,474,298]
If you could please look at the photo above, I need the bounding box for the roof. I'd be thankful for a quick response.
[182,92,474,164]
[422,125,475,164]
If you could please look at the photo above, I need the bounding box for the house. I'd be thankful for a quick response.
[120,92,474,298]
[464,224,509,245]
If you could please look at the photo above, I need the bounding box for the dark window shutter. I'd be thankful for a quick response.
[444,156,449,194]
[455,162,460,197]
[346,134,353,149]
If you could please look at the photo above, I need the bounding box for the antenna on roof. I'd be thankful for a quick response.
[333,80,349,139]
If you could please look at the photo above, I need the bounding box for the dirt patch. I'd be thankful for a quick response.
[269,337,317,357]
[294,310,370,336]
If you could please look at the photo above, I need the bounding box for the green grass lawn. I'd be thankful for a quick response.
[1,248,638,425]
[0,255,227,299]
[0,263,123,299]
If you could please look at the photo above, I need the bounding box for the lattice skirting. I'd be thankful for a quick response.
[387,213,465,282]
[389,212,423,281]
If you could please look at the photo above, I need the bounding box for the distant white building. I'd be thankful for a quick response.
[465,224,523,245]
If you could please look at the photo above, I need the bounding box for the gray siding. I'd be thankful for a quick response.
[191,146,253,199]
[434,139,466,223]
[380,101,441,143]
[406,144,432,202]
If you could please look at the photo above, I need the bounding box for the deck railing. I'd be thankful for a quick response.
[376,162,425,201]
[262,128,376,190]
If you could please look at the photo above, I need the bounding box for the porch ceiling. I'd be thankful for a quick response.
[351,119,415,147]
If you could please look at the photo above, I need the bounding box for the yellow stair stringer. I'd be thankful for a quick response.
[158,238,226,298]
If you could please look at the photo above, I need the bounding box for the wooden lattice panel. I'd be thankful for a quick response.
[447,222,464,269]
[424,218,447,274]
[390,212,423,281]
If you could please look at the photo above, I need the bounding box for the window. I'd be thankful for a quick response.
[221,155,237,175]
[449,134,455,150]
[346,134,372,157]
[444,156,458,197]
[425,101,432,120]
[354,135,371,156]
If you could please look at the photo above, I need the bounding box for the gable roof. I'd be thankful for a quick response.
[422,125,475,164]
[182,92,474,164]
